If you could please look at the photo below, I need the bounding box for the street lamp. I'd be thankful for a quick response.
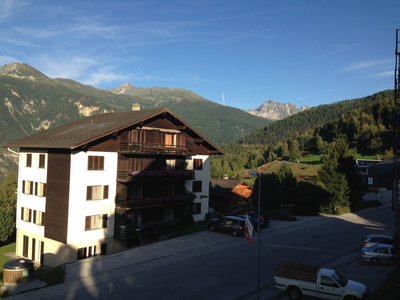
[248,170,261,300]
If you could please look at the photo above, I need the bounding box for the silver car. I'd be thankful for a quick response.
[361,234,393,248]
[361,244,395,265]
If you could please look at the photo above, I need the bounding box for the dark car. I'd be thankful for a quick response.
[208,216,245,237]
[246,212,270,228]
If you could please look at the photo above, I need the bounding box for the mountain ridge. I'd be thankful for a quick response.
[247,100,311,120]
[0,62,274,182]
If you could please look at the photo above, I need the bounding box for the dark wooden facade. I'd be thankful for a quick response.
[44,150,71,244]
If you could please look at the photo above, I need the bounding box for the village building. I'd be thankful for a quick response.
[209,178,253,212]
[2,107,223,267]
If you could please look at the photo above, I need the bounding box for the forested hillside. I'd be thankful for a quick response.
[222,90,393,154]
[212,90,395,179]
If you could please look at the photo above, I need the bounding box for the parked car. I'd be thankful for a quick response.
[237,215,258,231]
[274,261,369,300]
[361,234,393,248]
[208,216,245,237]
[237,213,270,230]
[361,244,396,265]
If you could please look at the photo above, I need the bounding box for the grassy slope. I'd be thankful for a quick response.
[0,243,15,283]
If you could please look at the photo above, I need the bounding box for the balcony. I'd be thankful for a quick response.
[117,169,195,182]
[119,142,196,155]
[116,193,196,209]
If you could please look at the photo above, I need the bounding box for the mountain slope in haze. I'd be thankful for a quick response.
[247,100,310,120]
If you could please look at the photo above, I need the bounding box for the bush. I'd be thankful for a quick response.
[334,206,351,215]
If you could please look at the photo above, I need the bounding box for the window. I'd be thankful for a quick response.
[164,133,176,146]
[21,207,32,222]
[88,156,104,170]
[360,168,368,175]
[129,184,142,199]
[22,180,34,195]
[320,276,339,288]
[194,159,203,170]
[77,245,97,260]
[23,235,29,258]
[39,154,46,168]
[86,185,109,200]
[192,181,202,192]
[378,247,390,254]
[163,182,175,197]
[192,203,201,214]
[368,177,373,185]
[33,210,45,226]
[130,158,144,171]
[26,154,32,167]
[35,182,47,197]
[85,214,108,231]
[166,159,176,170]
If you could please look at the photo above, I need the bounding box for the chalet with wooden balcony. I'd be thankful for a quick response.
[2,108,224,267]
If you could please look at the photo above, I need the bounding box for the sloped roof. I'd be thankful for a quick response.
[210,178,250,196]
[369,157,400,176]
[2,108,224,154]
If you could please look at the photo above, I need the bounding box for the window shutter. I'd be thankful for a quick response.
[27,154,32,167]
[22,181,25,194]
[21,207,24,220]
[35,182,38,196]
[104,185,109,199]
[88,156,93,170]
[93,156,99,170]
[33,210,37,224]
[87,186,92,200]
[43,183,47,197]
[29,182,33,195]
[102,214,108,228]
[93,245,97,256]
[42,212,46,226]
[39,154,45,168]
[99,156,104,170]
[28,209,32,222]
[85,216,91,231]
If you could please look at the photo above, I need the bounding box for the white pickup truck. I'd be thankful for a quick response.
[274,261,370,300]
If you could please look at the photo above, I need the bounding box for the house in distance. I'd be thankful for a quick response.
[2,106,224,267]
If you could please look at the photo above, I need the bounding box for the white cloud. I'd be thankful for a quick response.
[0,55,18,66]
[83,67,139,87]
[341,59,393,72]
[34,56,96,79]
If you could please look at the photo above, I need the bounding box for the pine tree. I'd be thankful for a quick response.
[0,172,18,220]
[277,163,297,207]
[0,208,15,242]
[317,141,351,213]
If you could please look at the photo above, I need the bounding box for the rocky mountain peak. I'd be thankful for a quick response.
[0,62,49,81]
[247,100,310,120]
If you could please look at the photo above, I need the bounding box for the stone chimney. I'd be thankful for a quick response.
[132,103,140,111]
[223,174,228,180]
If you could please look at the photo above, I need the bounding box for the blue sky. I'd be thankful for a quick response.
[0,0,399,110]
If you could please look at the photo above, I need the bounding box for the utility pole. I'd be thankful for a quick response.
[394,29,400,265]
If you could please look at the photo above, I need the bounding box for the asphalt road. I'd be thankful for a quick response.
[5,203,395,300]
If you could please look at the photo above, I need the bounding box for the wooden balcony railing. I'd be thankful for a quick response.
[119,142,196,155]
[116,193,196,209]
[117,169,195,182]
